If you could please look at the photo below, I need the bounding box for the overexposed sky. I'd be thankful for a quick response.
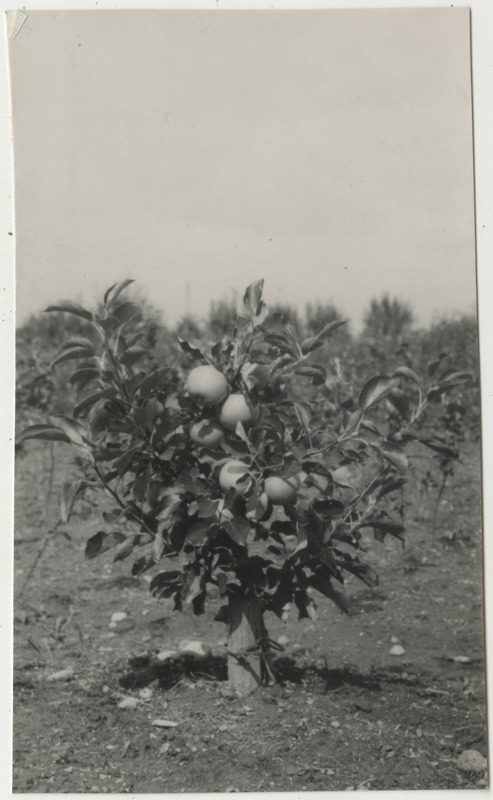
[8,8,476,330]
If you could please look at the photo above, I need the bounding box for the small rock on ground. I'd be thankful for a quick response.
[151,719,178,728]
[457,749,487,773]
[150,650,178,665]
[110,611,127,624]
[118,697,139,709]
[47,667,74,682]
[178,639,211,658]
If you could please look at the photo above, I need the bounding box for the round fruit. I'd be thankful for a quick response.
[219,459,252,494]
[189,419,224,448]
[264,471,306,505]
[186,365,229,407]
[264,476,296,504]
[218,393,257,431]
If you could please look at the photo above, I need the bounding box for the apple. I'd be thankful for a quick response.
[218,393,257,431]
[189,419,224,447]
[263,472,306,505]
[186,365,229,407]
[219,459,252,495]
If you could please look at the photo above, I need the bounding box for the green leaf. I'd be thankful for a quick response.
[177,338,206,362]
[236,556,270,588]
[339,558,379,588]
[113,534,142,562]
[392,365,421,384]
[315,318,347,340]
[197,497,220,518]
[97,316,121,335]
[68,368,101,392]
[216,572,229,597]
[186,520,216,545]
[302,461,332,479]
[270,520,298,536]
[299,337,324,355]
[85,530,126,559]
[265,333,296,357]
[377,441,408,472]
[152,532,166,563]
[44,300,94,322]
[241,362,271,390]
[294,590,317,621]
[222,517,250,546]
[387,388,410,418]
[149,570,183,598]
[438,369,471,385]
[294,364,327,385]
[309,575,350,613]
[358,375,400,411]
[51,346,96,368]
[359,419,382,436]
[331,464,360,489]
[138,369,169,398]
[134,399,164,431]
[131,554,156,576]
[49,415,88,445]
[183,574,205,606]
[112,302,140,323]
[243,279,265,317]
[245,490,270,522]
[428,370,472,401]
[234,420,251,445]
[121,347,147,368]
[416,436,459,459]
[283,323,303,357]
[213,604,229,623]
[427,353,448,377]
[294,402,312,434]
[192,591,206,615]
[311,499,345,520]
[61,337,97,351]
[73,387,117,418]
[103,508,124,524]
[377,476,407,499]
[358,518,405,540]
[301,320,347,354]
[16,424,72,446]
[104,279,135,306]
[59,480,88,523]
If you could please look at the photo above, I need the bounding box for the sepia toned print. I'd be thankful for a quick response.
[10,9,485,793]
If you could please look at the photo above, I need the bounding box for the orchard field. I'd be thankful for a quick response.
[13,284,486,792]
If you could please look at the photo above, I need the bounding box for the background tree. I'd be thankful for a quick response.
[175,315,203,342]
[362,295,414,341]
[207,299,239,341]
[355,295,415,379]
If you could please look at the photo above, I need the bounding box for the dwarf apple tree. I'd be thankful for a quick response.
[18,279,471,695]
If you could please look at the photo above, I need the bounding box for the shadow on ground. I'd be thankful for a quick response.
[119,651,428,694]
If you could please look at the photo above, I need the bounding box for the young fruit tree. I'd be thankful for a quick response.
[18,279,471,696]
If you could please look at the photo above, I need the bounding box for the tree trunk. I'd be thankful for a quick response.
[227,592,266,696]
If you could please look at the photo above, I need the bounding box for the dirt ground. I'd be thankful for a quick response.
[13,439,487,793]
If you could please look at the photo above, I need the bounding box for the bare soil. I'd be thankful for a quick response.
[13,440,487,793]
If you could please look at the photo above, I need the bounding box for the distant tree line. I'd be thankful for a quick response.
[15,288,480,438]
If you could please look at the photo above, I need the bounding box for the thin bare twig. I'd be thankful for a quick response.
[19,441,59,596]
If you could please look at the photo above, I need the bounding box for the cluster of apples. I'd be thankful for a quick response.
[186,365,256,447]
[185,364,304,506]
[218,460,305,505]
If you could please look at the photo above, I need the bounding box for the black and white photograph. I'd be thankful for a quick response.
[7,5,489,794]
